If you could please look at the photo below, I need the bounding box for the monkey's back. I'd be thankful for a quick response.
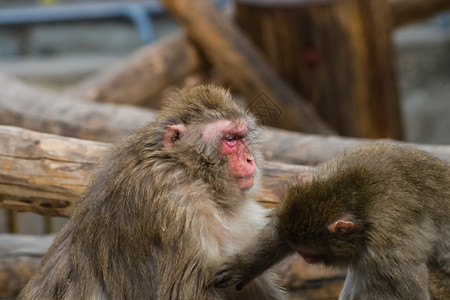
[338,145,450,283]
[316,144,450,299]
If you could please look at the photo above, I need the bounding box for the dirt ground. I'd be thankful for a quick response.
[0,8,449,234]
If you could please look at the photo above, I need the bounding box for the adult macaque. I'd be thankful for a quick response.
[20,85,284,299]
[215,144,450,300]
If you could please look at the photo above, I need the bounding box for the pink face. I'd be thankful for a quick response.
[203,120,257,191]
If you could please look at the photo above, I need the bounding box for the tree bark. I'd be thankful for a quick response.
[160,0,334,134]
[66,32,204,105]
[236,0,403,139]
[390,0,450,28]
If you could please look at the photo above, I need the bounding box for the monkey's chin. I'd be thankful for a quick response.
[237,176,254,191]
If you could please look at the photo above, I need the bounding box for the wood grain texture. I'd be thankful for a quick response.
[0,126,109,217]
[236,0,403,139]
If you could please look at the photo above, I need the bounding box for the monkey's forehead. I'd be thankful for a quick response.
[201,120,248,141]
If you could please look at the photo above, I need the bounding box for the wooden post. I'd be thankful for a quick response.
[236,0,404,139]
[6,210,18,233]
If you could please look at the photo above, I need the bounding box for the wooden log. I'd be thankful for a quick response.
[259,127,450,165]
[0,126,311,217]
[0,234,54,298]
[1,74,449,166]
[1,125,450,218]
[391,0,450,28]
[1,73,449,166]
[66,32,204,105]
[160,0,334,134]
[0,126,109,217]
[0,74,154,143]
[236,0,403,139]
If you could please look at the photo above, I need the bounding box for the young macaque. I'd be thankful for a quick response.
[215,144,450,300]
[19,85,284,299]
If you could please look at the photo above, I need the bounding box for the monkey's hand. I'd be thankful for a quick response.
[213,261,257,291]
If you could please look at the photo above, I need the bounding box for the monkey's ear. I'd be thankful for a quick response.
[163,124,186,149]
[328,219,354,235]
[298,172,312,184]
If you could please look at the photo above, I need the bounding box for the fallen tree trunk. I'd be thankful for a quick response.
[0,74,154,143]
[1,74,450,166]
[259,127,450,165]
[66,32,204,105]
[1,125,450,217]
[0,126,311,217]
[160,0,333,134]
[391,0,450,28]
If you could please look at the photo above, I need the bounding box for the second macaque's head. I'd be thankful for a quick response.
[278,172,367,267]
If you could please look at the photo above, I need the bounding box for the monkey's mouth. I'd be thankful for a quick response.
[235,174,255,190]
[299,252,323,264]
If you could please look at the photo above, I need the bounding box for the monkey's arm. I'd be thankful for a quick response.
[214,218,294,290]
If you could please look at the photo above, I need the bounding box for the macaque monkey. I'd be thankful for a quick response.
[20,85,284,299]
[215,144,450,300]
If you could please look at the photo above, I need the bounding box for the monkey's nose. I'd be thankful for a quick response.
[246,154,256,168]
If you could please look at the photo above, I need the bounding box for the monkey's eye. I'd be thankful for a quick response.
[223,134,236,142]
[223,134,244,147]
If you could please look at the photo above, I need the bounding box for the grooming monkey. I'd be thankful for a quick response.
[215,144,450,300]
[20,85,284,299]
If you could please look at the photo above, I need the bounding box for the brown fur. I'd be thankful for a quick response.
[215,144,450,300]
[19,85,284,300]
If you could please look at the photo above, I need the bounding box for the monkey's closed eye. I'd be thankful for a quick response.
[223,134,244,142]
[223,134,244,147]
